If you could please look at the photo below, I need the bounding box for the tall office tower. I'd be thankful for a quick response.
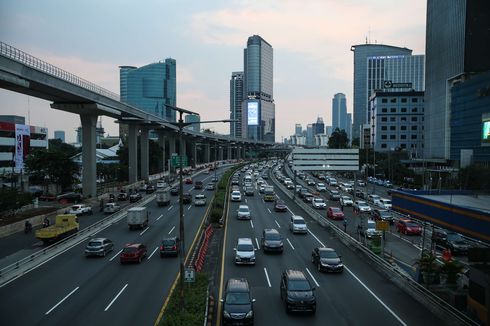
[346,113,352,142]
[425,0,490,159]
[306,124,313,146]
[242,35,275,142]
[295,124,302,136]
[119,59,176,138]
[351,44,412,140]
[54,130,65,143]
[332,93,347,133]
[184,114,200,133]
[230,71,244,138]
[312,117,325,135]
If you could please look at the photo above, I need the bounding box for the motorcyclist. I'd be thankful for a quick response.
[43,217,50,228]
[24,220,32,233]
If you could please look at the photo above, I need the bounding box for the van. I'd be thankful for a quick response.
[127,207,149,230]
[379,198,392,209]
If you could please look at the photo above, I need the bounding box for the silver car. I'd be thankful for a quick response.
[85,238,114,257]
[234,238,256,265]
[289,216,308,234]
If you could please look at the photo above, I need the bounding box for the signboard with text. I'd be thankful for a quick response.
[247,101,259,126]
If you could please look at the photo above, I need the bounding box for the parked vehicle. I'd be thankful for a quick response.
[35,214,79,244]
[280,269,316,313]
[127,207,149,230]
[160,237,179,257]
[85,238,113,257]
[103,202,121,214]
[221,278,255,325]
[311,247,343,273]
[68,204,93,216]
[120,243,147,264]
[234,238,256,265]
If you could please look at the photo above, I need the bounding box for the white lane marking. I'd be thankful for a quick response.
[345,266,408,326]
[168,226,175,234]
[104,284,128,312]
[274,220,281,228]
[306,268,320,288]
[309,229,326,248]
[255,237,260,250]
[250,219,254,229]
[140,227,149,236]
[263,268,272,287]
[109,249,123,261]
[167,205,173,211]
[267,208,271,214]
[147,246,159,260]
[187,205,192,210]
[287,207,294,215]
[157,214,163,221]
[189,187,194,191]
[286,238,295,250]
[45,286,79,315]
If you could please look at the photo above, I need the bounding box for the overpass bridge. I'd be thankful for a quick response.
[0,41,289,197]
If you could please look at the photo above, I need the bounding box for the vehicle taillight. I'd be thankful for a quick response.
[172,246,177,250]
[160,246,163,250]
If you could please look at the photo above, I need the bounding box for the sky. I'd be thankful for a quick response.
[0,0,426,143]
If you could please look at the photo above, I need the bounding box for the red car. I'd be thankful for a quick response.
[396,219,422,235]
[327,207,345,220]
[120,243,147,264]
[184,177,193,184]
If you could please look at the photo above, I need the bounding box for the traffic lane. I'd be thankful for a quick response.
[273,187,444,325]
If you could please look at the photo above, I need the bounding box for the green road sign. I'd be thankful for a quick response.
[171,155,188,167]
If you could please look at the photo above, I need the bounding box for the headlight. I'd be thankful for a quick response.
[223,311,230,318]
[246,310,253,318]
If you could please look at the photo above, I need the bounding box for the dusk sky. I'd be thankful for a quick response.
[0,0,426,143]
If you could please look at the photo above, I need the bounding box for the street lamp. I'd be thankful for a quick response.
[167,105,235,310]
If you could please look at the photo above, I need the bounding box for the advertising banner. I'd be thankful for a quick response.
[247,101,258,126]
[15,124,30,171]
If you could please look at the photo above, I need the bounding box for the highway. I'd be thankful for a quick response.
[0,168,227,326]
[218,166,444,325]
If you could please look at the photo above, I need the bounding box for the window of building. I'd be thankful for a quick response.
[382,108,387,113]
[400,144,406,149]
[390,108,396,113]
[411,135,417,139]
[412,108,418,113]
[390,126,396,130]
[401,117,407,122]
[400,134,407,139]
[401,126,407,130]
[381,126,387,131]
[381,135,387,139]
[381,117,387,122]
[390,135,396,139]
[401,98,407,103]
[411,125,417,130]
[411,117,418,122]
[411,98,418,103]
[401,108,407,113]
[381,144,387,148]
[390,117,396,122]
[382,98,388,103]
[390,98,396,103]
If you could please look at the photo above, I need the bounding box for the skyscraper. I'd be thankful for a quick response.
[242,35,275,142]
[119,59,176,137]
[230,71,244,138]
[425,0,490,159]
[54,130,65,143]
[351,44,412,140]
[295,124,302,136]
[306,124,313,146]
[346,113,352,142]
[184,114,200,133]
[312,117,325,135]
[332,93,347,133]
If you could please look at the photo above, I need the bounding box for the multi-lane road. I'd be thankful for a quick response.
[218,167,444,325]
[0,168,226,326]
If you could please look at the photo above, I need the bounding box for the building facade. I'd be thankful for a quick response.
[332,93,348,134]
[425,0,490,159]
[312,117,325,135]
[242,35,275,142]
[54,130,65,142]
[184,114,201,133]
[230,71,244,138]
[295,124,302,136]
[306,124,313,146]
[351,44,412,140]
[369,91,424,156]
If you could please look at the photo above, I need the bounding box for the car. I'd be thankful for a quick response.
[357,181,366,187]
[221,278,255,325]
[234,238,256,265]
[329,190,341,201]
[379,198,392,209]
[244,186,254,196]
[327,206,344,220]
[340,195,353,207]
[302,193,314,203]
[129,192,142,203]
[312,197,327,209]
[120,243,147,264]
[396,219,422,235]
[261,229,284,253]
[170,186,179,196]
[328,178,338,186]
[259,184,266,193]
[372,209,394,224]
[280,269,316,314]
[57,192,83,204]
[117,192,128,201]
[184,177,193,184]
[443,231,470,255]
[182,192,192,204]
[211,176,219,182]
[361,219,382,239]
[231,190,242,202]
[311,247,343,273]
[85,238,113,257]
[237,205,251,220]
[231,179,239,186]
[354,200,371,212]
[206,183,215,191]
[368,194,382,206]
[307,179,315,186]
[274,199,287,212]
[68,204,93,216]
[160,237,179,257]
[315,183,327,192]
[289,216,308,234]
[194,194,206,206]
[156,181,167,189]
[194,180,203,189]
[103,202,121,214]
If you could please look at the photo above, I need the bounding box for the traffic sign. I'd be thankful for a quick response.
[376,220,390,232]
[184,267,195,283]
[171,154,188,167]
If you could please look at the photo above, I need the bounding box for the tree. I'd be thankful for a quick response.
[48,139,79,157]
[351,137,360,148]
[328,128,349,149]
[459,164,490,190]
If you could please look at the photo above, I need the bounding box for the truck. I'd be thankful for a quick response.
[156,189,171,207]
[35,214,79,244]
[264,186,275,202]
[127,207,149,230]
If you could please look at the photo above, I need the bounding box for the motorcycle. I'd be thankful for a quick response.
[24,222,32,234]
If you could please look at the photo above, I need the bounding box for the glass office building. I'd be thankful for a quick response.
[242,35,275,142]
[230,71,244,138]
[332,93,348,134]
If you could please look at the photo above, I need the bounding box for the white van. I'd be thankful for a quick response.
[379,198,392,209]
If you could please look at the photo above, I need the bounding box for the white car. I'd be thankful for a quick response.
[194,194,206,206]
[156,181,167,189]
[312,198,327,209]
[289,216,308,234]
[340,196,353,206]
[316,183,327,192]
[103,202,120,214]
[231,191,242,202]
[354,200,372,212]
[379,198,392,209]
[368,194,382,206]
[234,238,256,265]
[237,205,251,220]
[68,204,92,216]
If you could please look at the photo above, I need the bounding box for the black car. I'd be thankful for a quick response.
[182,192,192,204]
[129,192,142,203]
[194,181,203,189]
[117,192,128,201]
[262,228,283,253]
[160,237,179,257]
[372,209,394,224]
[146,185,156,194]
[170,187,179,196]
[434,230,470,255]
[280,269,316,314]
[302,193,314,203]
[221,278,255,325]
[311,247,343,273]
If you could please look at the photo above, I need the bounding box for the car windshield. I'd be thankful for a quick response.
[331,207,341,213]
[406,222,419,228]
[123,247,137,253]
[232,191,240,195]
[380,211,392,217]
[319,250,338,259]
[239,208,249,213]
[342,197,350,200]
[447,233,464,242]
[276,201,284,206]
[359,202,368,207]
[237,244,254,251]
[195,195,204,199]
[288,280,311,291]
[331,190,339,194]
[88,241,102,247]
[265,233,282,240]
[314,199,323,203]
[293,219,305,225]
[225,292,250,305]
[162,240,175,246]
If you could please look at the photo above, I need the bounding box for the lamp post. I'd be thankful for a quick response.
[167,105,235,310]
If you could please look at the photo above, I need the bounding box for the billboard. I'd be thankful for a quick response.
[483,114,490,143]
[15,124,30,171]
[247,101,258,126]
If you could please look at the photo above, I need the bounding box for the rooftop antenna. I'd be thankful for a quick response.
[368,26,371,44]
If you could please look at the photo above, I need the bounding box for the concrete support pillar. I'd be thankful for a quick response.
[204,143,210,163]
[192,142,197,167]
[242,147,246,159]
[227,145,232,160]
[237,146,241,159]
[140,128,149,181]
[80,114,97,198]
[128,124,138,184]
[219,146,224,161]
[158,133,166,173]
[169,136,176,155]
